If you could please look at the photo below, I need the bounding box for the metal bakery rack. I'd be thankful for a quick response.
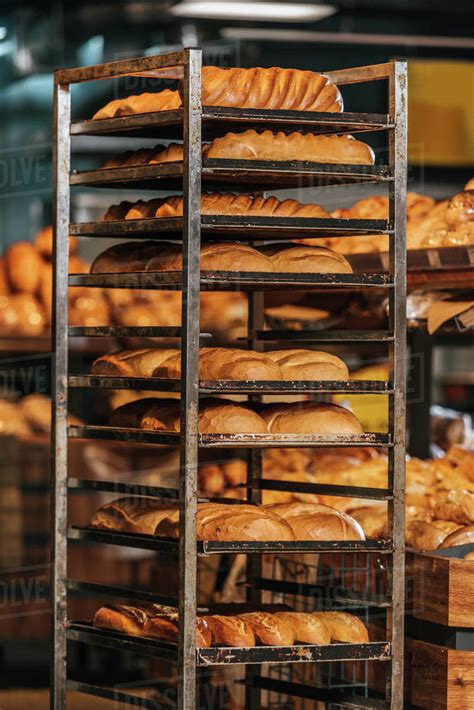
[52,50,407,709]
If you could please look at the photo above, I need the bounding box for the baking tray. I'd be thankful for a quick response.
[71,106,393,141]
[253,479,392,501]
[254,578,391,609]
[69,215,391,240]
[248,329,395,343]
[66,622,391,664]
[67,527,392,555]
[69,271,393,292]
[348,245,474,274]
[66,579,180,608]
[67,425,392,448]
[68,374,393,395]
[70,159,392,191]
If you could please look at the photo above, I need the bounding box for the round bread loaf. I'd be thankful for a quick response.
[262,244,353,274]
[260,401,363,435]
[274,612,331,645]
[266,349,349,381]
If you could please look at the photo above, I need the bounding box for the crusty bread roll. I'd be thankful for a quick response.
[438,523,474,549]
[239,612,294,646]
[274,612,331,645]
[5,242,43,293]
[93,89,181,120]
[261,244,353,274]
[260,402,364,436]
[205,615,255,647]
[198,66,342,112]
[266,349,349,381]
[92,349,180,377]
[102,193,332,221]
[264,502,364,541]
[205,130,372,164]
[315,612,369,643]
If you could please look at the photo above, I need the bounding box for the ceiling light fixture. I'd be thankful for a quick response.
[170,1,336,23]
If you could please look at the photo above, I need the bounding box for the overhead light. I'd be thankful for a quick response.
[170,2,336,23]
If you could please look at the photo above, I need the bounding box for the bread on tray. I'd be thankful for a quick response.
[93,65,342,119]
[315,611,369,643]
[101,192,332,221]
[91,347,348,382]
[101,130,373,167]
[264,502,365,541]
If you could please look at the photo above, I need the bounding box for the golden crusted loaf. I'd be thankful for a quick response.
[264,502,364,541]
[239,612,294,646]
[259,401,364,436]
[101,130,372,167]
[90,496,175,535]
[438,523,474,549]
[205,615,255,647]
[102,193,332,221]
[91,241,351,276]
[274,612,331,644]
[315,612,369,643]
[93,65,342,120]
[92,347,348,382]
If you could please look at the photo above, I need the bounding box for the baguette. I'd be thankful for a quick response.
[238,612,294,646]
[260,402,364,435]
[265,349,349,381]
[205,615,255,647]
[264,502,364,541]
[315,612,369,644]
[260,244,352,274]
[274,612,331,645]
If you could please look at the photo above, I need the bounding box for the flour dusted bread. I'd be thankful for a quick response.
[260,402,364,435]
[102,193,331,221]
[205,129,372,164]
[261,244,352,274]
[274,612,331,645]
[315,612,369,643]
[239,612,294,646]
[264,502,364,541]
[205,615,255,647]
[266,349,349,381]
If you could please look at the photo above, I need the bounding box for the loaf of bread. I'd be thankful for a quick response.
[260,402,364,436]
[93,89,182,120]
[264,502,364,541]
[93,65,342,120]
[153,347,282,381]
[93,603,212,647]
[405,520,450,550]
[205,615,255,647]
[92,348,180,376]
[4,242,43,293]
[102,193,332,221]
[315,612,369,643]
[265,349,349,381]
[90,241,165,273]
[90,496,177,535]
[238,612,294,646]
[274,612,331,645]
[433,489,474,525]
[146,242,274,273]
[260,244,352,274]
[438,523,474,549]
[351,507,387,539]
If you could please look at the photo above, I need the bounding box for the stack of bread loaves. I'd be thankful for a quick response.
[91,497,365,542]
[92,602,369,648]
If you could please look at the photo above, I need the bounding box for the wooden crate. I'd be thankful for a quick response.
[411,639,474,710]
[412,546,474,627]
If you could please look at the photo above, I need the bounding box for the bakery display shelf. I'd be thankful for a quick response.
[69,215,391,240]
[66,579,181,609]
[68,425,392,448]
[53,51,406,710]
[248,676,389,709]
[68,374,394,395]
[254,578,391,609]
[67,527,392,555]
[67,681,162,710]
[66,622,391,665]
[253,479,393,501]
[71,107,392,141]
[249,329,395,343]
[69,271,393,292]
[71,159,391,191]
[67,476,180,500]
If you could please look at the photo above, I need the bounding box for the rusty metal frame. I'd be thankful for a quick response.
[52,52,406,710]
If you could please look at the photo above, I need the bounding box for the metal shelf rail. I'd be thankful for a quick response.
[52,49,407,710]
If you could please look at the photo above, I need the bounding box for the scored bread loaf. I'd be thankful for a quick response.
[259,402,364,435]
[93,604,149,636]
[260,244,352,274]
[93,66,342,120]
[205,615,255,647]
[265,349,349,381]
[315,612,369,643]
[90,496,177,535]
[274,612,331,645]
[102,193,332,221]
[238,612,294,646]
[92,349,180,376]
[264,502,365,541]
[205,130,372,164]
